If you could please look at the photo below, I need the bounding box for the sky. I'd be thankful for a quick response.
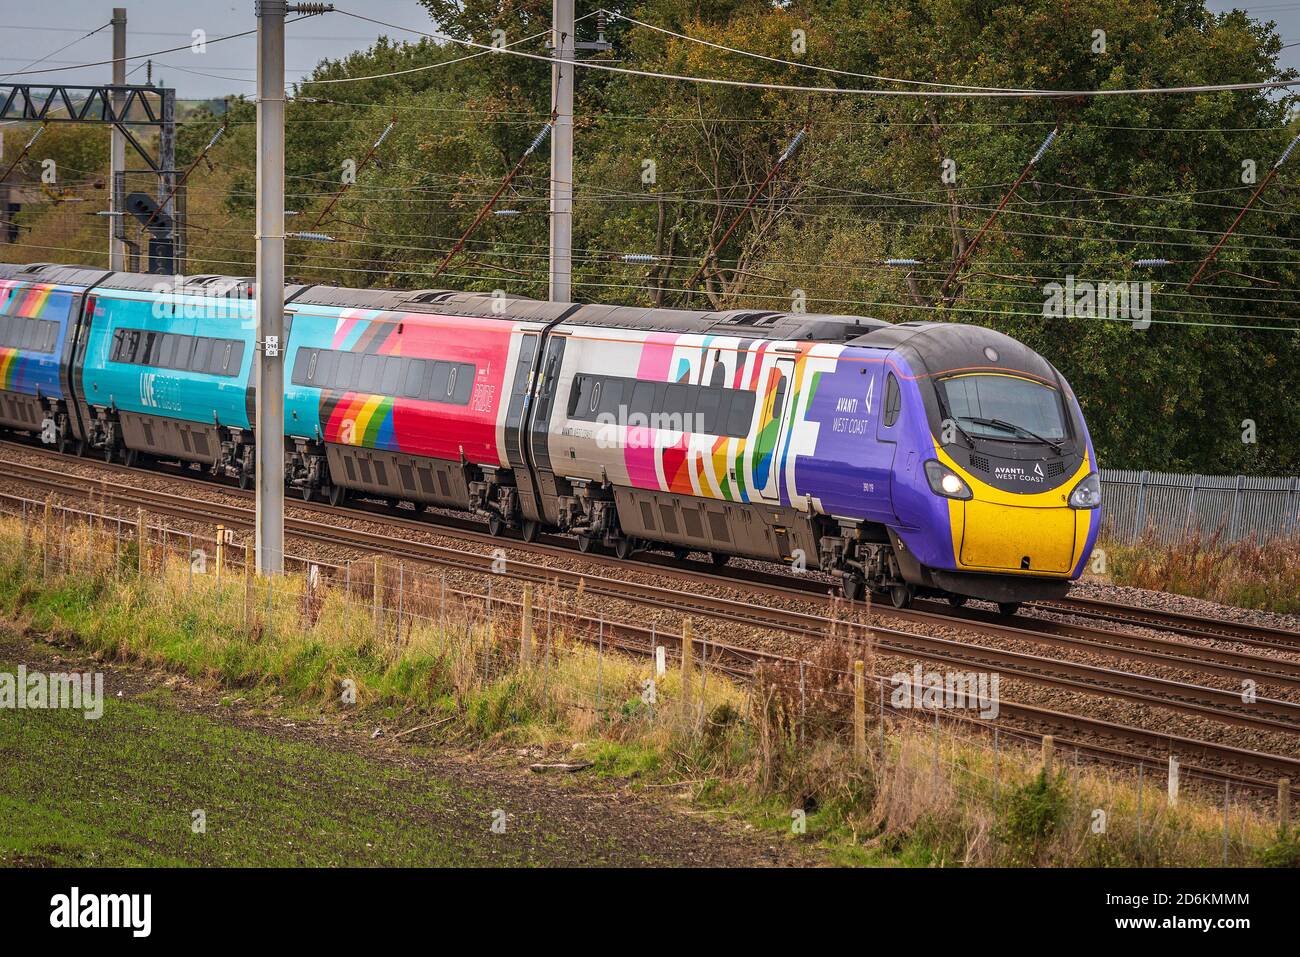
[0,1,1297,101]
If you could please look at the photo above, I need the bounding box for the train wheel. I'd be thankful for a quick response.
[576,535,594,553]
[487,515,504,537]
[411,501,428,514]
[614,537,634,560]
[238,469,252,491]
[889,584,913,609]
[103,443,115,464]
[300,484,316,502]
[842,573,865,603]
[327,484,347,507]
[998,602,1021,617]
[947,595,968,608]
[710,552,730,568]
[74,440,86,457]
[671,547,691,561]
[520,520,539,543]
[123,448,138,469]
[56,433,68,455]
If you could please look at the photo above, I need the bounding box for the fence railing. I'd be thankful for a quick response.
[1099,469,1300,545]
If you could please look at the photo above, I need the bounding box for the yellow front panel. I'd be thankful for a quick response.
[960,500,1077,572]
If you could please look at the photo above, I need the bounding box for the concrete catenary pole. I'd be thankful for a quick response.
[109,8,126,270]
[548,0,574,302]
[254,0,286,574]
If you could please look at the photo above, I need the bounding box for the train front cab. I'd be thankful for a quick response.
[887,337,1101,610]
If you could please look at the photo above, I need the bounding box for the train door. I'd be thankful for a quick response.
[528,333,567,477]
[874,364,904,524]
[753,354,796,505]
[503,331,544,522]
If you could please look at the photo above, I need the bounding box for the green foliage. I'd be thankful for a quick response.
[1255,826,1300,867]
[7,0,1300,474]
[999,769,1069,865]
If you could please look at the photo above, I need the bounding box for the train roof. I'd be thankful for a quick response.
[851,320,1060,383]
[0,264,894,344]
[294,283,893,342]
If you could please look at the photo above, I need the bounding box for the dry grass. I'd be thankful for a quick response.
[1,506,1293,867]
[1100,528,1300,615]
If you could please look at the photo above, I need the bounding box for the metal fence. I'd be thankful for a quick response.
[1099,469,1300,545]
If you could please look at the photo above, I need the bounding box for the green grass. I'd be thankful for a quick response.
[0,665,627,867]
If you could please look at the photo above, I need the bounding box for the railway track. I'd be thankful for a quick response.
[2,444,1298,791]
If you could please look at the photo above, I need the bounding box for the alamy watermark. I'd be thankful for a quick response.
[1043,275,1151,328]
[0,666,104,720]
[890,665,1000,720]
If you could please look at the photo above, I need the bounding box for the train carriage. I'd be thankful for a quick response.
[0,263,105,453]
[0,263,1101,612]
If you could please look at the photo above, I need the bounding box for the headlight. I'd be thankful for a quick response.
[1068,472,1102,509]
[924,459,972,500]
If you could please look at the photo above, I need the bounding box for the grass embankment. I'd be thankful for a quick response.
[0,679,620,867]
[1098,530,1300,616]
[0,512,1294,867]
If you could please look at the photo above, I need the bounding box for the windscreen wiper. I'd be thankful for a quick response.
[933,389,976,448]
[967,416,1064,454]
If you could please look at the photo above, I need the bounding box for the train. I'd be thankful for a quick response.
[0,262,1101,613]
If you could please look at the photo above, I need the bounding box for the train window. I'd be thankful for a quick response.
[427,361,451,400]
[158,335,178,368]
[291,347,314,385]
[452,362,474,404]
[402,359,426,398]
[226,341,245,376]
[587,379,601,414]
[569,374,595,417]
[695,388,721,433]
[172,335,194,371]
[315,350,338,388]
[146,332,163,365]
[358,354,383,393]
[883,373,901,427]
[334,351,357,390]
[940,374,1067,441]
[40,320,58,352]
[217,342,233,375]
[306,349,320,383]
[663,383,691,420]
[19,319,38,349]
[191,336,212,372]
[726,390,756,436]
[445,364,459,399]
[380,355,402,396]
[630,380,655,419]
[767,378,787,425]
[597,377,624,417]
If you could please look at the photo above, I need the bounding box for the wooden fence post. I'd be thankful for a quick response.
[243,539,254,634]
[215,525,225,582]
[1041,735,1054,776]
[1280,778,1292,835]
[42,495,52,578]
[680,620,694,726]
[136,508,146,576]
[1167,756,1180,806]
[372,556,383,644]
[853,660,866,768]
[520,583,533,666]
